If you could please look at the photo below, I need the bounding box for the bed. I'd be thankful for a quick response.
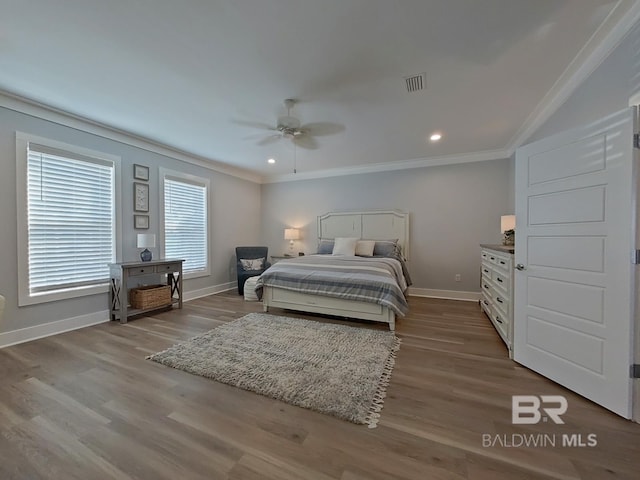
[256,210,410,331]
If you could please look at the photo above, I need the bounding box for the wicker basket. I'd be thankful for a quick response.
[130,285,171,309]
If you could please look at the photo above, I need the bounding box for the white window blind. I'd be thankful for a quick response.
[164,177,208,274]
[27,143,115,294]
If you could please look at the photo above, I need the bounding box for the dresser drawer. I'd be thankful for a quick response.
[481,279,493,297]
[494,254,511,272]
[129,266,155,276]
[481,264,492,278]
[493,271,509,293]
[494,292,509,316]
[492,310,508,340]
[156,262,182,273]
[480,294,492,313]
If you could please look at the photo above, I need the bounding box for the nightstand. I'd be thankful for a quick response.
[271,255,295,264]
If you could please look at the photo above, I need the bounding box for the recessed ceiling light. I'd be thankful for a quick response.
[267,158,276,164]
[430,133,442,142]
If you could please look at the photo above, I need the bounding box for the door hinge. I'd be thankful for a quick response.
[635,133,640,149]
[631,364,640,379]
[633,250,640,264]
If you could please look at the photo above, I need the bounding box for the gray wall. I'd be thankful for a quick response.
[0,106,261,333]
[527,21,640,144]
[506,21,640,212]
[261,159,511,293]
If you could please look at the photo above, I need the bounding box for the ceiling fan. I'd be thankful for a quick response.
[235,99,344,150]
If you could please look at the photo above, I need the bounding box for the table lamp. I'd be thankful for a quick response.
[284,228,300,255]
[137,233,156,262]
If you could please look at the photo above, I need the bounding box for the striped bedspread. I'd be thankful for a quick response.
[255,255,409,316]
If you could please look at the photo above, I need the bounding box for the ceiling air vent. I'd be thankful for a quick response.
[404,73,426,93]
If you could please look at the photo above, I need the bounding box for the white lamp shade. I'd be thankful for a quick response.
[284,228,300,240]
[137,233,156,248]
[500,215,516,233]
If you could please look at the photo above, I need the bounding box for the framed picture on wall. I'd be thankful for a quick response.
[133,164,149,181]
[134,214,149,229]
[134,182,149,212]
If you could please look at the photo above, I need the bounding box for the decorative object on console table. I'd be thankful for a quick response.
[137,233,155,261]
[134,182,149,212]
[479,244,514,358]
[284,228,300,255]
[133,164,149,181]
[134,214,149,229]
[500,214,515,246]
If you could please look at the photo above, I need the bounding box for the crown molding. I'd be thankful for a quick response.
[261,148,510,184]
[0,90,262,184]
[506,0,640,154]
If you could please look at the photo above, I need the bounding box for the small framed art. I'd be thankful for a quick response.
[133,164,149,181]
[134,214,149,229]
[134,182,149,212]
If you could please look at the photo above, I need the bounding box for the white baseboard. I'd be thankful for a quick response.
[183,282,236,302]
[407,287,481,302]
[0,310,109,349]
[0,282,237,350]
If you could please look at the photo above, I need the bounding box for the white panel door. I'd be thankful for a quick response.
[514,107,637,418]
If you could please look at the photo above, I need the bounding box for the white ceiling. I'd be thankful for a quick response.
[0,0,636,182]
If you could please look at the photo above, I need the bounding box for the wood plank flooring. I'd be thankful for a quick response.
[0,292,639,479]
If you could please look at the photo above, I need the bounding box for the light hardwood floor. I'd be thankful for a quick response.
[0,292,639,479]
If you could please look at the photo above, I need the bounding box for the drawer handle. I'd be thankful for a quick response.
[497,297,503,304]
[490,256,495,261]
[495,316,503,324]
[499,260,506,265]
[497,278,503,283]
[483,269,489,274]
[140,269,145,273]
[483,284,489,289]
[483,300,489,306]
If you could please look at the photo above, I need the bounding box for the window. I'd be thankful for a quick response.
[16,133,121,306]
[160,169,209,277]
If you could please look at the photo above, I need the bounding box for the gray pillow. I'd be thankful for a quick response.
[317,238,334,254]
[373,239,400,257]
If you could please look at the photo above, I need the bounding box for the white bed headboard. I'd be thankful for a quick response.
[317,210,410,260]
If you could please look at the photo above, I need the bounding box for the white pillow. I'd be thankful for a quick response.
[355,240,375,257]
[332,237,358,256]
[240,258,264,270]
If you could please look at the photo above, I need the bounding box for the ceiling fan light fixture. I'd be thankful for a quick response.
[430,132,442,142]
[267,158,276,164]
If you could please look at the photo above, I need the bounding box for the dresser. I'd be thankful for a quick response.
[479,244,514,357]
[108,259,184,324]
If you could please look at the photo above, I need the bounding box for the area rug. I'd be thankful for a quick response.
[147,312,401,427]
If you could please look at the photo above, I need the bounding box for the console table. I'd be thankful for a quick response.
[108,259,184,324]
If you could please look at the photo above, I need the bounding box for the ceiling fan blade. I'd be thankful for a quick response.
[293,135,318,150]
[301,122,345,137]
[257,134,282,146]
